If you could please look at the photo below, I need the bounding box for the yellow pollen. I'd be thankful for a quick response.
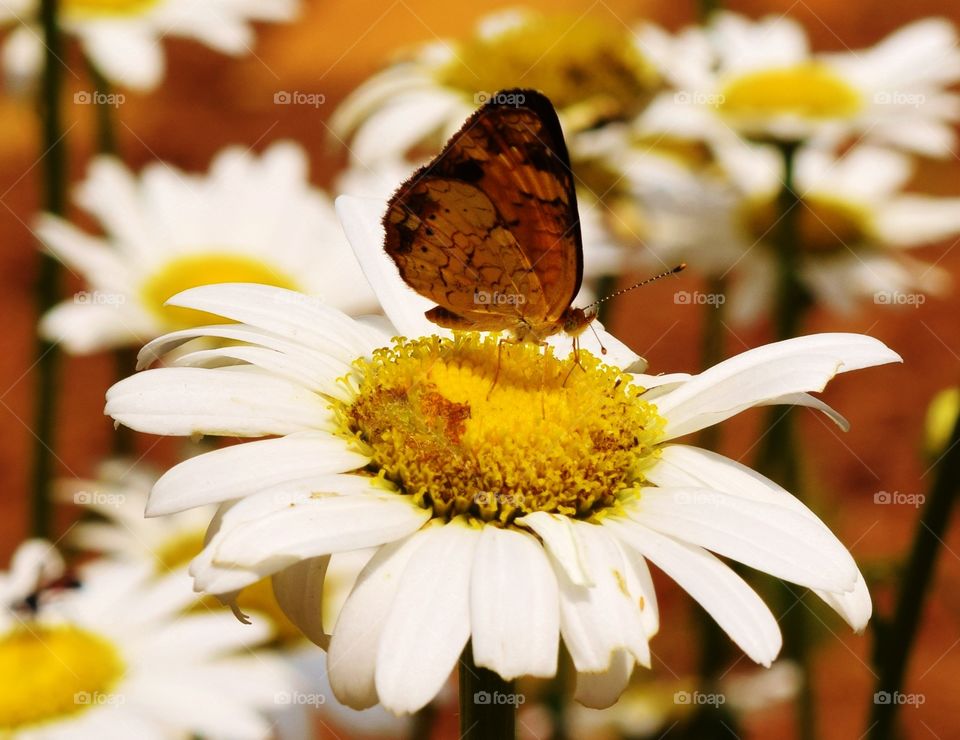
[740,192,874,253]
[139,253,298,331]
[154,528,303,646]
[64,0,157,19]
[718,64,861,122]
[0,625,124,731]
[340,335,665,524]
[435,14,659,123]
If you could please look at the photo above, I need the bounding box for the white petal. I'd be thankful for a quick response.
[551,521,650,673]
[271,556,330,648]
[574,650,635,709]
[813,571,872,633]
[165,283,383,361]
[328,529,432,710]
[147,433,368,516]
[516,511,591,586]
[653,334,902,439]
[335,195,444,339]
[41,301,150,354]
[375,520,479,714]
[607,518,782,666]
[626,487,857,592]
[81,23,164,90]
[470,526,559,680]
[648,444,871,626]
[105,366,334,436]
[212,491,431,569]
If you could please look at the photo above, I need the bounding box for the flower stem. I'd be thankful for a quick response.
[87,59,117,156]
[31,0,67,538]
[593,273,618,327]
[758,139,815,740]
[459,643,516,740]
[868,410,960,739]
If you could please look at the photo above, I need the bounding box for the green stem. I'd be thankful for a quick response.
[459,644,516,740]
[31,0,67,539]
[696,0,720,22]
[868,410,960,739]
[594,273,618,327]
[409,701,438,740]
[757,140,815,740]
[87,59,118,156]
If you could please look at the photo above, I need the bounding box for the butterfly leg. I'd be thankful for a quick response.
[562,336,588,387]
[487,338,506,400]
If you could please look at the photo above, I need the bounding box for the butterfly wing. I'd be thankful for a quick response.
[383,89,583,334]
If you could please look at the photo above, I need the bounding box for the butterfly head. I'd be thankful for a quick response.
[561,306,595,337]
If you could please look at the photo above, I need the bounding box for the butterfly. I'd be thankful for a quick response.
[382,88,594,343]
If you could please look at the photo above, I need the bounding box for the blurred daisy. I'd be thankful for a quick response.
[0,0,297,90]
[330,8,660,165]
[61,459,407,738]
[104,196,899,714]
[0,539,292,738]
[639,14,960,155]
[39,141,377,354]
[670,143,958,322]
[568,662,800,738]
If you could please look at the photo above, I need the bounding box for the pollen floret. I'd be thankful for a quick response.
[342,334,665,524]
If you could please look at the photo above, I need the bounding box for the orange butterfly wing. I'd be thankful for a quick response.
[382,89,583,338]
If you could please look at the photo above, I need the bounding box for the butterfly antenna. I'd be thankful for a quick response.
[584,263,687,312]
[587,321,607,356]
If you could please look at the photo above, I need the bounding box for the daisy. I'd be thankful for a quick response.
[0,0,297,90]
[39,141,378,355]
[60,459,408,737]
[329,8,660,166]
[0,539,293,738]
[638,13,960,156]
[653,142,957,322]
[103,195,900,714]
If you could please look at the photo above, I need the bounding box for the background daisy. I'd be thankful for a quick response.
[39,140,378,354]
[0,539,293,738]
[0,0,298,90]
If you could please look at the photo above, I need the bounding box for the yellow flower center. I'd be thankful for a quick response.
[341,335,664,524]
[718,64,861,122]
[139,253,299,331]
[740,192,873,254]
[64,0,157,19]
[0,625,124,731]
[153,528,303,646]
[436,14,659,124]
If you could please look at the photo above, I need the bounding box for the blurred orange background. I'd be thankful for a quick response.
[1,1,959,738]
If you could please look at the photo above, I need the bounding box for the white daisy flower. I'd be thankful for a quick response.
[38,140,377,355]
[104,195,900,714]
[329,8,660,166]
[0,539,293,738]
[61,459,408,738]
[648,142,958,322]
[0,0,297,90]
[638,13,960,155]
